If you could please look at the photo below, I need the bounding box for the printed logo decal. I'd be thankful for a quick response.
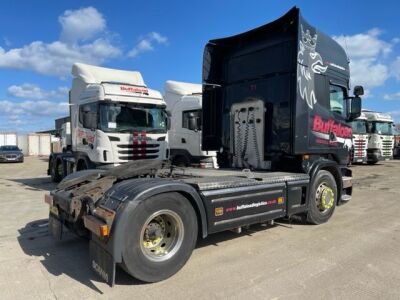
[120,85,149,94]
[311,115,353,149]
[297,25,328,109]
[215,207,224,217]
[224,198,284,213]
[92,260,109,282]
[312,115,352,138]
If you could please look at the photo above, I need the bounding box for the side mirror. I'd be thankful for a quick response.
[188,116,197,131]
[347,96,362,121]
[166,110,171,130]
[353,85,364,96]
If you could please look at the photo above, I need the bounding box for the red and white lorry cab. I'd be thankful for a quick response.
[350,113,368,164]
[47,63,169,182]
[363,110,394,164]
[45,7,363,286]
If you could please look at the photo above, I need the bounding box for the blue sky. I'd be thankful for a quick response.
[0,0,400,132]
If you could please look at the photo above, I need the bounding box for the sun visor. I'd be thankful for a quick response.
[165,80,202,96]
[72,63,145,87]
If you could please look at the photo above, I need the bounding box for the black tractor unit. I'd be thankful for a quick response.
[45,7,363,286]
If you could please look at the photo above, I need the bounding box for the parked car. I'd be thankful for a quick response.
[0,145,24,163]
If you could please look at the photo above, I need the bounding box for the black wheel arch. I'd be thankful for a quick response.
[308,158,343,205]
[100,179,208,264]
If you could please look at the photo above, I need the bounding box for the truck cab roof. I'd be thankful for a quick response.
[71,63,164,105]
[362,109,393,123]
[165,80,202,96]
[72,63,145,86]
[355,112,367,121]
[164,81,202,110]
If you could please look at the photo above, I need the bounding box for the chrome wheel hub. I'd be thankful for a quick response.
[316,183,334,213]
[140,210,184,262]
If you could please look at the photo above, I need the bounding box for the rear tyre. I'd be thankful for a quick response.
[122,192,198,282]
[51,158,63,183]
[307,170,337,225]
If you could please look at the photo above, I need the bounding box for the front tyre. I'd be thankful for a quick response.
[51,158,63,183]
[307,170,337,225]
[122,192,198,282]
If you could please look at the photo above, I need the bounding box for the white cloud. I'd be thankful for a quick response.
[333,28,392,89]
[391,56,400,80]
[7,84,68,100]
[385,110,400,122]
[0,100,69,117]
[150,32,168,44]
[59,7,106,43]
[392,37,400,44]
[0,8,168,77]
[0,7,120,77]
[383,92,400,100]
[128,32,168,58]
[0,38,120,77]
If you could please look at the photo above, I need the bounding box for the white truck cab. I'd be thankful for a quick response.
[363,109,394,164]
[48,63,169,182]
[350,113,368,163]
[164,80,217,168]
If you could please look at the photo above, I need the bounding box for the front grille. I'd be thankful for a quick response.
[382,140,393,157]
[5,154,17,159]
[117,143,160,160]
[353,139,366,158]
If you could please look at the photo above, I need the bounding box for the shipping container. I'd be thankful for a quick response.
[17,135,29,155]
[0,132,17,146]
[28,134,51,156]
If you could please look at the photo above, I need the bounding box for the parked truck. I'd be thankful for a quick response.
[363,109,394,164]
[45,7,363,286]
[165,80,217,168]
[48,63,169,182]
[350,113,368,163]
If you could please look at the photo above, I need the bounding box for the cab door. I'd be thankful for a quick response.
[181,109,202,157]
[76,102,98,153]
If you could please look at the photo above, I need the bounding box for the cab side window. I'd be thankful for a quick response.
[329,85,347,118]
[79,102,98,129]
[182,110,202,131]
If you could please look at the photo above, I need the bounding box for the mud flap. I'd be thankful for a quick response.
[48,214,63,241]
[89,240,116,287]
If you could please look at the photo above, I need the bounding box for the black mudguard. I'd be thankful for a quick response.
[89,240,116,286]
[307,158,349,204]
[92,178,208,268]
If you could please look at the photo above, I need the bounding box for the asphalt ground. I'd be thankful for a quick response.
[0,157,399,299]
